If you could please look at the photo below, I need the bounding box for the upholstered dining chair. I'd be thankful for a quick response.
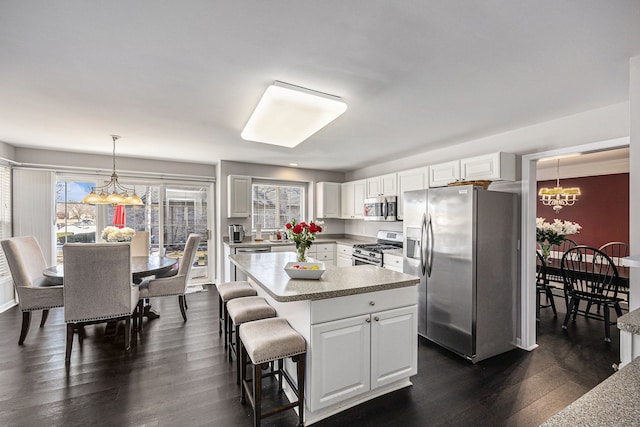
[63,242,139,363]
[1,236,63,345]
[130,231,150,257]
[138,233,201,326]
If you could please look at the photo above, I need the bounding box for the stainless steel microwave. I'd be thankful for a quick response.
[363,196,398,221]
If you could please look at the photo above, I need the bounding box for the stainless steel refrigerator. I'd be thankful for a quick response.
[403,186,518,363]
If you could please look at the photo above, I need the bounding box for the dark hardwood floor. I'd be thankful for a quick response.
[0,287,620,426]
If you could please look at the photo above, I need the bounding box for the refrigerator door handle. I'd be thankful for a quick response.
[426,215,434,276]
[420,214,427,276]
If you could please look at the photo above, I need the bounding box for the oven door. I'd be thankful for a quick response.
[352,253,382,267]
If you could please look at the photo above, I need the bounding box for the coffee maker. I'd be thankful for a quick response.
[228,224,245,243]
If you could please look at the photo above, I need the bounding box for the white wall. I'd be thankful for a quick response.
[630,56,639,311]
[0,141,16,161]
[14,147,215,178]
[346,102,629,181]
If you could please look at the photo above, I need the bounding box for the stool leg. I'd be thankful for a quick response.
[253,363,263,427]
[228,317,234,363]
[236,324,241,385]
[277,359,283,392]
[240,339,247,404]
[218,296,223,336]
[296,353,306,427]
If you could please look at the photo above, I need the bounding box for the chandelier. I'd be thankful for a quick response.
[538,159,580,213]
[81,135,143,205]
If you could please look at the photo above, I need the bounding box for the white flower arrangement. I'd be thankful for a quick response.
[536,217,581,261]
[102,226,136,242]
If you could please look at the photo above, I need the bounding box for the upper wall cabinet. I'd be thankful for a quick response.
[341,179,366,219]
[317,182,341,219]
[397,166,429,220]
[366,173,397,198]
[460,152,516,182]
[429,161,461,188]
[429,152,516,187]
[227,175,252,218]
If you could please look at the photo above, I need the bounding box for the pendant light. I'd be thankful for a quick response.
[81,135,143,205]
[538,159,581,213]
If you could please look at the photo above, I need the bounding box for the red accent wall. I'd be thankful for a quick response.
[536,173,629,248]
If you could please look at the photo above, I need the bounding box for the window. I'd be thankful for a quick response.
[252,182,305,231]
[0,165,11,277]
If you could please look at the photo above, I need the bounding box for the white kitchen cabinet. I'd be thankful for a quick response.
[341,179,366,219]
[460,152,516,181]
[310,314,371,410]
[227,175,251,217]
[337,243,352,267]
[310,301,418,411]
[317,182,341,218]
[382,253,403,272]
[309,243,335,265]
[397,166,429,219]
[429,160,460,187]
[370,305,418,389]
[366,173,397,197]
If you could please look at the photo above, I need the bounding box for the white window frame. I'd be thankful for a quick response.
[251,180,306,232]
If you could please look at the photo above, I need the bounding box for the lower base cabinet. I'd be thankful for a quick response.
[310,304,417,411]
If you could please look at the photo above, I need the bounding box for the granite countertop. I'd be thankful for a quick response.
[618,307,640,335]
[229,252,419,302]
[223,234,376,249]
[541,355,640,426]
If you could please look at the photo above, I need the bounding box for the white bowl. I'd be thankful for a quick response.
[284,261,326,280]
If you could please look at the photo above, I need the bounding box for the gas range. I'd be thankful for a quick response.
[352,231,403,267]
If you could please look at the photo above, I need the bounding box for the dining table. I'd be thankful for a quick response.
[43,255,177,285]
[43,255,177,329]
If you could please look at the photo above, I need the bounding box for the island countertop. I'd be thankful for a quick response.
[229,252,419,302]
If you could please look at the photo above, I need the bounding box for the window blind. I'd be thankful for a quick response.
[0,165,11,277]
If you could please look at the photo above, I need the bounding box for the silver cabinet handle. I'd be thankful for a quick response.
[365,318,371,323]
[374,316,379,322]
[369,301,375,306]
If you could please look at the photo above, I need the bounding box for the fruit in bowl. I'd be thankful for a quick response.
[284,261,325,279]
[292,265,320,270]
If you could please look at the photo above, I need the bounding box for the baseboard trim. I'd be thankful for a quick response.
[0,299,17,314]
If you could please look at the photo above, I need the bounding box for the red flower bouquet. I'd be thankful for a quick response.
[285,220,323,262]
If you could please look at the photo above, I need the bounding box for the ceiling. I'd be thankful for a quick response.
[1,1,639,172]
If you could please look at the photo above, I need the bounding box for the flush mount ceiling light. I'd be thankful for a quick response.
[241,81,347,147]
[81,135,143,205]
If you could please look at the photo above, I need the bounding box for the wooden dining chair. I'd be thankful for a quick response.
[62,243,140,363]
[0,236,64,345]
[545,238,577,285]
[561,246,622,342]
[536,250,556,321]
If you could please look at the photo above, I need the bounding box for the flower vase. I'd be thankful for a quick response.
[296,245,307,263]
[540,243,552,265]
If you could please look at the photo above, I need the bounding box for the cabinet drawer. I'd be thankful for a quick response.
[315,252,333,261]
[383,254,403,271]
[310,286,417,324]
[315,244,334,253]
[337,244,352,255]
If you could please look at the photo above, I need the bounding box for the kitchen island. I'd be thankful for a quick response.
[229,252,419,426]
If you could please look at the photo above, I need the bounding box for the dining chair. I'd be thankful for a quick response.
[536,250,556,321]
[561,246,622,342]
[545,238,577,285]
[62,242,139,363]
[138,233,202,326]
[1,236,64,345]
[598,241,629,304]
[130,231,150,257]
